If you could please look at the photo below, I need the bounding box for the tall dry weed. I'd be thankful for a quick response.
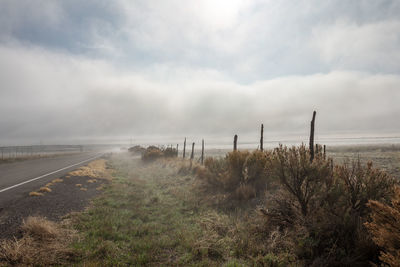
[0,217,77,266]
[365,186,400,266]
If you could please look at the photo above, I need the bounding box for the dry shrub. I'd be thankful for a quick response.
[128,145,146,155]
[29,191,43,197]
[142,146,164,162]
[142,146,178,162]
[263,145,396,266]
[365,186,400,266]
[52,178,63,183]
[193,144,397,265]
[235,184,256,201]
[0,217,77,266]
[39,186,52,193]
[243,150,273,194]
[21,217,58,240]
[196,157,228,190]
[68,159,109,179]
[163,147,178,158]
[270,144,332,216]
[335,160,395,217]
[224,151,249,191]
[196,150,276,206]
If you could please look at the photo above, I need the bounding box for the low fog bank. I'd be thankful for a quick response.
[1,45,400,147]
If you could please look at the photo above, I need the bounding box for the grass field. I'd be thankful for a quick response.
[69,154,259,266]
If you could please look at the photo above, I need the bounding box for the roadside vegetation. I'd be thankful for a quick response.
[67,147,400,266]
[1,146,399,266]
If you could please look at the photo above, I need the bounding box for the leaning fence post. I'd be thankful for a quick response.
[309,111,316,162]
[201,139,204,165]
[190,142,195,160]
[233,134,238,151]
[183,138,186,159]
[260,124,264,151]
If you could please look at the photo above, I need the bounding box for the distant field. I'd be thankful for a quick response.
[328,145,400,179]
[205,144,400,179]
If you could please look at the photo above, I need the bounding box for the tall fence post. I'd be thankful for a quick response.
[323,145,326,160]
[183,138,186,159]
[233,134,238,151]
[176,144,179,157]
[260,124,264,151]
[201,139,204,165]
[309,111,316,162]
[190,142,195,160]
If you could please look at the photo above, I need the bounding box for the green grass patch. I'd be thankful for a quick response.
[69,155,264,266]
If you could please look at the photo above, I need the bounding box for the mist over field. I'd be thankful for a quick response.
[0,1,399,145]
[2,2,400,266]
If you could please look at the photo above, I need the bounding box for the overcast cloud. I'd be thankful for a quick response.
[0,0,399,145]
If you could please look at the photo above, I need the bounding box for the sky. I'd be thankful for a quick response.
[0,0,400,145]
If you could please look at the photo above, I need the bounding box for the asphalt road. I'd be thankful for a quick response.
[0,152,103,206]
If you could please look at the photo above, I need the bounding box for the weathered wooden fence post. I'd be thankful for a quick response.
[190,142,195,160]
[201,139,204,165]
[233,134,238,151]
[260,123,264,151]
[309,111,316,162]
[323,145,326,160]
[183,138,186,159]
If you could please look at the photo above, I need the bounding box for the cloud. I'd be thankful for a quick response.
[312,20,400,72]
[0,1,400,144]
[0,43,400,145]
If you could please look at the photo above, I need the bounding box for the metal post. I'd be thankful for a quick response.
[309,111,316,162]
[183,138,186,159]
[260,124,264,151]
[201,139,204,165]
[190,142,195,160]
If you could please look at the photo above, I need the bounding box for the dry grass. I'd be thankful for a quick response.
[52,178,63,183]
[68,159,109,179]
[39,186,52,193]
[29,192,43,197]
[87,179,97,183]
[75,184,82,187]
[45,182,53,187]
[0,217,77,266]
[366,186,400,266]
[80,188,87,191]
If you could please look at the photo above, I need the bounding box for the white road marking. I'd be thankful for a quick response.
[0,154,103,193]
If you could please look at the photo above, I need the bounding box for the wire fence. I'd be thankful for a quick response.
[0,145,84,160]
